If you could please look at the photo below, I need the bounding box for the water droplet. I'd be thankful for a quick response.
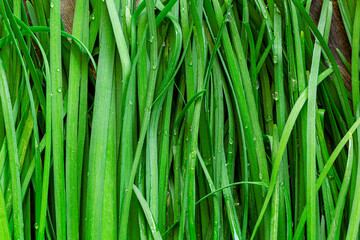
[229,138,233,145]
[50,2,54,7]
[185,137,189,142]
[56,68,60,72]
[272,91,279,101]
[273,55,278,63]
[129,100,133,106]
[256,81,260,90]
[264,13,268,19]
[91,15,95,20]
[162,42,166,47]
[34,223,39,229]
[280,182,284,187]
[244,125,248,129]
[265,115,272,122]
[225,163,228,167]
[189,61,193,66]
[57,87,62,93]
[152,64,157,70]
[259,172,263,180]
[149,36,154,43]
[173,130,177,136]
[234,202,240,206]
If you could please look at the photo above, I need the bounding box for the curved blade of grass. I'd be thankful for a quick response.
[162,178,268,238]
[327,134,353,240]
[0,57,24,240]
[118,4,184,237]
[0,3,46,118]
[293,116,360,239]
[270,125,280,240]
[250,70,331,239]
[256,36,275,74]
[1,1,43,236]
[346,9,360,233]
[0,19,97,72]
[133,185,162,240]
[106,0,131,82]
[291,0,353,127]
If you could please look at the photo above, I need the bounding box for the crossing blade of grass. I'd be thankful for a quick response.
[0,5,43,237]
[207,2,269,235]
[270,125,280,240]
[12,15,54,240]
[133,185,162,240]
[328,134,353,240]
[0,20,97,72]
[0,3,46,117]
[180,0,206,237]
[213,56,242,240]
[250,72,330,239]
[106,0,131,83]
[0,57,24,240]
[293,116,360,240]
[346,1,360,240]
[197,150,221,239]
[256,36,275,74]
[291,0,353,127]
[315,109,336,232]
[118,1,184,237]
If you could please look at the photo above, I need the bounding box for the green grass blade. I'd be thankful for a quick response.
[0,57,24,240]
